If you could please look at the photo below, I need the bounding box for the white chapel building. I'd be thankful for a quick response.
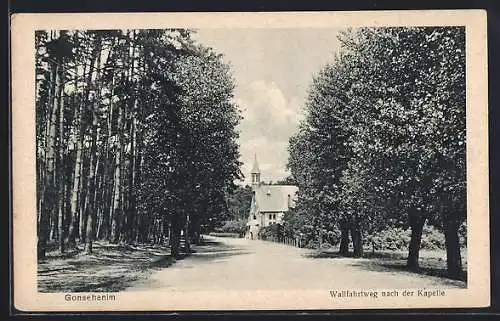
[245,154,299,240]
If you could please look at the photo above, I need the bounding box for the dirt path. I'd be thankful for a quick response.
[125,236,465,291]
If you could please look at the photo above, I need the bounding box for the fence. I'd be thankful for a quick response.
[266,236,302,248]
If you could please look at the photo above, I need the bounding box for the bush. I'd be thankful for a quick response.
[319,241,334,250]
[420,225,446,250]
[305,239,319,249]
[259,224,284,241]
[324,228,341,246]
[365,225,447,251]
[365,227,411,251]
[214,219,247,237]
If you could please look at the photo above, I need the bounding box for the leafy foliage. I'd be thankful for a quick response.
[226,185,254,221]
[258,224,284,241]
[35,29,242,258]
[215,219,247,237]
[285,27,466,277]
[365,224,466,251]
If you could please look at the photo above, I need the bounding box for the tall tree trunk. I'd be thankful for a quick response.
[132,152,144,244]
[339,218,349,256]
[64,50,79,249]
[95,156,108,241]
[95,158,105,239]
[36,157,44,231]
[190,215,202,245]
[444,215,463,279]
[38,61,60,259]
[79,153,88,243]
[50,211,58,240]
[84,37,102,254]
[42,50,57,167]
[98,70,116,241]
[125,99,138,243]
[67,56,91,250]
[35,36,46,225]
[57,77,66,254]
[124,30,139,243]
[84,208,94,253]
[57,174,66,253]
[78,44,99,244]
[118,108,129,243]
[67,103,84,250]
[170,212,181,259]
[407,213,426,271]
[111,104,124,243]
[351,219,363,258]
[84,122,99,253]
[101,156,115,241]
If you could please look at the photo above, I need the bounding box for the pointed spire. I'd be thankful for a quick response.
[251,153,260,174]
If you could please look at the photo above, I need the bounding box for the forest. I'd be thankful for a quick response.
[35,29,242,260]
[283,27,467,279]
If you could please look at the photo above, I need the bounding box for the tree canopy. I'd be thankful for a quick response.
[35,29,242,259]
[285,27,466,278]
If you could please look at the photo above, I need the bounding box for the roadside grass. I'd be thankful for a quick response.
[38,241,176,293]
[307,246,467,287]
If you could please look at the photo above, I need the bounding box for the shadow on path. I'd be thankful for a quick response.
[348,257,467,286]
[38,237,252,292]
[303,249,467,286]
[182,238,251,264]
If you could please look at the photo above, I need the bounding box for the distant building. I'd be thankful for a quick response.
[245,154,298,240]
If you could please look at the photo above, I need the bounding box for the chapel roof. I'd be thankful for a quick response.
[254,184,298,212]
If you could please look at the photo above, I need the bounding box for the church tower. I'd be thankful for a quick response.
[251,153,261,191]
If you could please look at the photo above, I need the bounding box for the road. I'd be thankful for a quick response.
[125,236,465,291]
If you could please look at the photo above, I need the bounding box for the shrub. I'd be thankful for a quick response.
[420,225,446,250]
[305,239,319,249]
[365,225,447,251]
[365,227,410,251]
[259,224,284,241]
[324,228,341,246]
[215,219,247,237]
[319,241,334,250]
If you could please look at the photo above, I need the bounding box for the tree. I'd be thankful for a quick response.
[286,50,356,255]
[286,27,466,277]
[226,185,253,221]
[339,27,466,273]
[35,29,242,260]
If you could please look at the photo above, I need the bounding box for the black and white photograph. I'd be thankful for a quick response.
[11,11,489,311]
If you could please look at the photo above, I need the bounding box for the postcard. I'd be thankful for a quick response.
[11,10,489,311]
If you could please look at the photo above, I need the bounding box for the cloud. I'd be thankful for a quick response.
[237,80,302,140]
[245,80,301,127]
[191,29,342,186]
[236,80,301,185]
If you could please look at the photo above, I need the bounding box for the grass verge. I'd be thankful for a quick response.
[38,241,175,292]
[307,247,467,286]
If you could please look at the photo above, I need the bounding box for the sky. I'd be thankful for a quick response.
[193,28,342,185]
